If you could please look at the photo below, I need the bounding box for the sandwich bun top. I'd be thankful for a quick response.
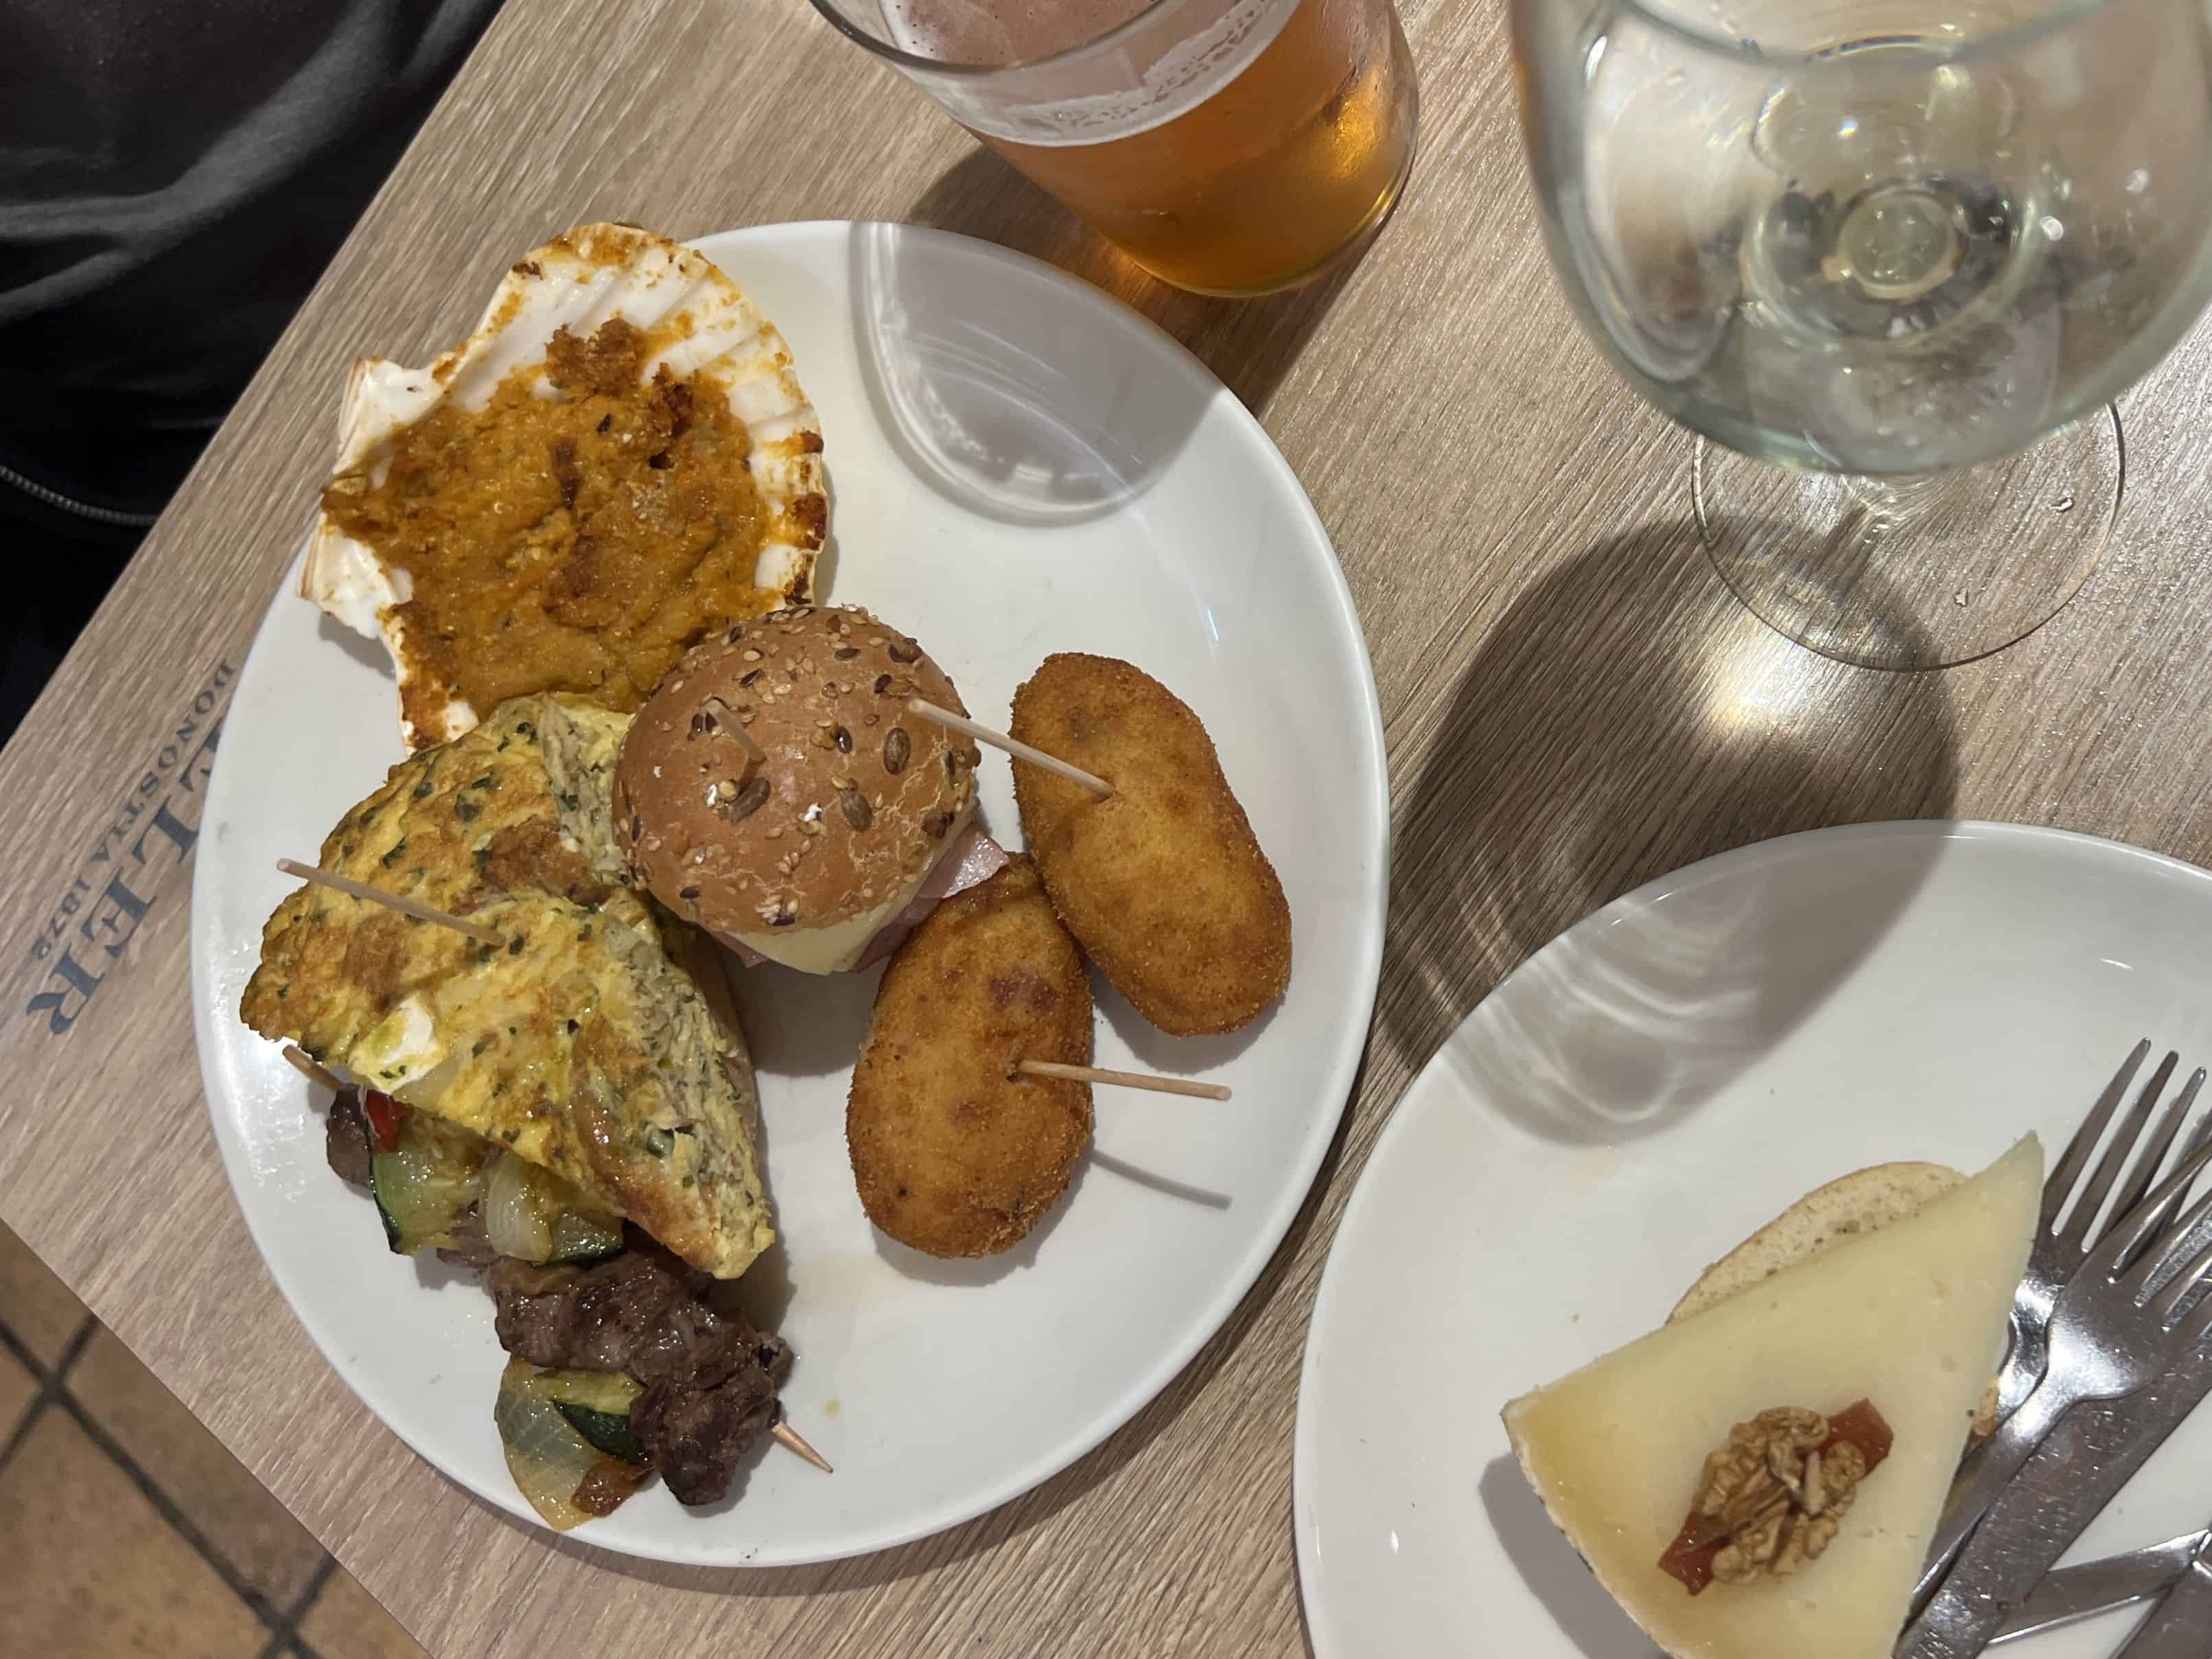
[1668,1161,1964,1323]
[1668,1159,1997,1437]
[613,606,981,964]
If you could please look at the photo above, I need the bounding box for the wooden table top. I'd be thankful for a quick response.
[7,0,2212,1652]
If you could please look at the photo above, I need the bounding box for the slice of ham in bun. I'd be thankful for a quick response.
[721,822,1009,970]
[613,606,988,974]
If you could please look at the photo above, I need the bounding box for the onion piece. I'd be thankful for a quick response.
[482,1150,556,1263]
[494,1360,616,1531]
[483,1150,628,1264]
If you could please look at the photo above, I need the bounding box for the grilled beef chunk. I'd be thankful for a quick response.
[488,1251,688,1372]
[325,1089,375,1187]
[485,1244,792,1505]
[636,1338,790,1504]
[434,1207,500,1271]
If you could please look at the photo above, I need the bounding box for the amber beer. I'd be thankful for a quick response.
[853,0,1419,295]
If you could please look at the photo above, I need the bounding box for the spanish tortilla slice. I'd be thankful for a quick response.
[239,693,773,1279]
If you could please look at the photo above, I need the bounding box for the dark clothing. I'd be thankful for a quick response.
[0,0,502,730]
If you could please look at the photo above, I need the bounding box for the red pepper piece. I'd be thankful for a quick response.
[362,1090,408,1154]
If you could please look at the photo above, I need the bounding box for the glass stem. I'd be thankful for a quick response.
[1837,469,1946,551]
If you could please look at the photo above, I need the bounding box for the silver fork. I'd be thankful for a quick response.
[1915,1119,2212,1605]
[1994,1042,2211,1421]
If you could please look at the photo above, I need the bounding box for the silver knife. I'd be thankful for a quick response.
[1990,1532,2209,1646]
[1900,1343,2212,1659]
[2117,1534,2212,1659]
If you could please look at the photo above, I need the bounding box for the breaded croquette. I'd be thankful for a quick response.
[1010,654,1290,1036]
[846,857,1093,1258]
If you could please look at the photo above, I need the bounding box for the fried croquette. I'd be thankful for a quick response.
[1010,653,1290,1036]
[846,857,1093,1258]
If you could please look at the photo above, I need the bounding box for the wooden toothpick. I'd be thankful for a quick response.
[1016,1060,1231,1101]
[725,721,767,774]
[773,1419,834,1472]
[905,699,1112,798]
[281,1045,345,1093]
[276,859,504,946]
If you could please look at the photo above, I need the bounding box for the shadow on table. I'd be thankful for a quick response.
[469,1050,1373,1598]
[903,149,1357,421]
[1376,517,1963,1142]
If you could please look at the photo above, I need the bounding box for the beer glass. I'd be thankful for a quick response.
[810,0,1420,296]
[1515,0,2212,666]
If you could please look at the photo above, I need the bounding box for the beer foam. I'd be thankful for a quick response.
[884,0,1154,66]
[881,0,1299,147]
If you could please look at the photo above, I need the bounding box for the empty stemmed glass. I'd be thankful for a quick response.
[1513,0,2212,667]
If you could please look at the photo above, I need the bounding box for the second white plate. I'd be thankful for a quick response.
[1296,820,2212,1659]
[190,221,1388,1566]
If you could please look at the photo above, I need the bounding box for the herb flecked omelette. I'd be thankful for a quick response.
[238,693,773,1278]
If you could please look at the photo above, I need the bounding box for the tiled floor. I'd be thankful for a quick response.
[0,1220,429,1659]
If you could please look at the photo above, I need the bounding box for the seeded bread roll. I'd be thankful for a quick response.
[614,606,982,973]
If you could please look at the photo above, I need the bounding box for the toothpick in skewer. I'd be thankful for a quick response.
[905,699,1112,799]
[282,1045,345,1093]
[1016,1060,1231,1100]
[276,859,504,946]
[773,1419,834,1472]
[730,723,767,776]
[701,700,767,776]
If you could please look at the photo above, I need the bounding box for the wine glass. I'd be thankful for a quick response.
[1512,0,2212,667]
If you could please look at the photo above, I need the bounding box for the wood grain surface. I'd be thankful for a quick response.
[5,0,2212,1652]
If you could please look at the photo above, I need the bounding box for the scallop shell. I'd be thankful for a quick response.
[302,222,827,749]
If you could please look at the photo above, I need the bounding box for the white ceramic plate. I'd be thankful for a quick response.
[1296,820,2212,1658]
[190,222,1387,1567]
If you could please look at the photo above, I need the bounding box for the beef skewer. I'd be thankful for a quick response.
[286,1056,830,1483]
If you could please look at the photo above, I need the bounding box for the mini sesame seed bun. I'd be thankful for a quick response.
[612,606,982,973]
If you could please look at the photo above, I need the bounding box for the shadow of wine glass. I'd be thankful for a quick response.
[1380,515,1964,1143]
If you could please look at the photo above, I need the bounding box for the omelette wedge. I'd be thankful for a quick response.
[240,693,773,1279]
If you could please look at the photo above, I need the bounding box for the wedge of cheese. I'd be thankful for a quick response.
[1502,1136,2041,1659]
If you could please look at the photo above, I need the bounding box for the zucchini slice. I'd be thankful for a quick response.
[549,1209,625,1265]
[539,1370,648,1464]
[371,1113,491,1255]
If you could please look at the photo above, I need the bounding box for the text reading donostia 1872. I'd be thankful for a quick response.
[23,660,235,1036]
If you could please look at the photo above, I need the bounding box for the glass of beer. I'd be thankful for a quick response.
[808,0,1420,296]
